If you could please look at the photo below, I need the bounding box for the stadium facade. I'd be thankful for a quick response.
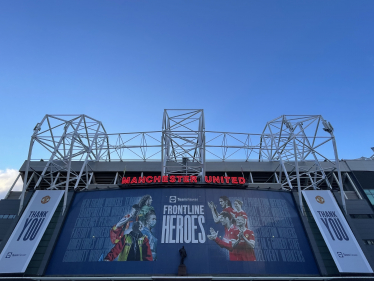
[1,110,374,281]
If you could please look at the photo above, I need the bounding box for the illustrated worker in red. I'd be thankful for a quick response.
[208,196,236,226]
[208,215,256,261]
[207,211,238,260]
[233,199,248,228]
[110,204,140,244]
[105,221,153,261]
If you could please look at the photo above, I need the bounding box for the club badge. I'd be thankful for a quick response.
[315,196,325,204]
[41,196,51,204]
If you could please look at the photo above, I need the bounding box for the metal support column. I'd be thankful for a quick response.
[293,138,304,215]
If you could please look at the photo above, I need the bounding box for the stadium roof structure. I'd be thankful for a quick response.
[2,110,374,280]
[13,110,353,215]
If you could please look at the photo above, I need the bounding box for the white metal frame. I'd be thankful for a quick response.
[18,112,346,215]
[19,115,109,214]
[161,109,205,180]
[260,115,346,212]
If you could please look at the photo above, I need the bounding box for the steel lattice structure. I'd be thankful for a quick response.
[260,115,345,212]
[161,109,205,180]
[17,111,347,214]
[20,115,109,213]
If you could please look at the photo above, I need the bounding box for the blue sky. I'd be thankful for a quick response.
[0,0,373,175]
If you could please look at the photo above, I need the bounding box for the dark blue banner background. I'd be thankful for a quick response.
[46,188,319,276]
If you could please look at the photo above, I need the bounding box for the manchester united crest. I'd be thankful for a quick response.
[41,196,51,204]
[315,196,325,204]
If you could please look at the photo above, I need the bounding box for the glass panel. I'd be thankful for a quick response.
[2,215,8,219]
[369,196,374,205]
[364,189,371,195]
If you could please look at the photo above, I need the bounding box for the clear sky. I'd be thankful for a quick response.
[0,1,373,196]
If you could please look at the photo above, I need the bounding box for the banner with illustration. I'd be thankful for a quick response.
[46,188,319,276]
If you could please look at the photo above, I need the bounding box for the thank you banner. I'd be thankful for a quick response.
[302,190,373,273]
[0,190,64,273]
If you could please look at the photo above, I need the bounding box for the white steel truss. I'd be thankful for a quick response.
[19,114,109,214]
[101,132,162,162]
[161,109,205,180]
[260,115,345,212]
[18,112,347,214]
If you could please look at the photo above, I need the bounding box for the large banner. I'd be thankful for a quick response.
[0,190,64,273]
[302,190,373,273]
[46,188,319,276]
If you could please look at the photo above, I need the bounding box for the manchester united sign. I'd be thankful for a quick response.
[121,175,246,185]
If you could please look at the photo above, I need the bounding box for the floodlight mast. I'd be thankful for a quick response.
[17,111,347,216]
[260,115,346,213]
[19,114,109,214]
[161,109,206,182]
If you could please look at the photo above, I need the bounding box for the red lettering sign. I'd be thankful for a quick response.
[122,177,130,184]
[154,176,161,183]
[213,176,220,183]
[191,176,198,183]
[121,175,246,185]
[146,176,153,183]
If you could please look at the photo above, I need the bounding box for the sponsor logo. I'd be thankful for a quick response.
[315,196,325,204]
[177,197,198,202]
[337,251,358,258]
[169,196,198,203]
[3,252,25,258]
[41,196,51,204]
